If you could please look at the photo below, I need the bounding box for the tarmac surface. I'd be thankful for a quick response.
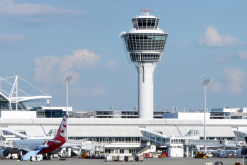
[0,157,244,165]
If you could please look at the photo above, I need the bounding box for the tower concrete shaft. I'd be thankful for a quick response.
[120,10,168,119]
[137,63,156,119]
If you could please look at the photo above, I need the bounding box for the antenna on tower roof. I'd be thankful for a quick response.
[141,9,151,13]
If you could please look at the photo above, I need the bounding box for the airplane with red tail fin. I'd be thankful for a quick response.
[0,115,68,161]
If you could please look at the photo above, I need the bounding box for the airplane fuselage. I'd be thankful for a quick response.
[14,139,63,154]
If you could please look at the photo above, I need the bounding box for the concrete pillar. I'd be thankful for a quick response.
[67,148,71,157]
[62,148,66,157]
[77,149,81,158]
[186,146,189,157]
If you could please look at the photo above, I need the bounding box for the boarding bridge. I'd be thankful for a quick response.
[234,130,247,141]
[142,130,236,148]
[142,129,198,147]
[1,127,28,140]
[188,139,236,147]
[232,130,247,147]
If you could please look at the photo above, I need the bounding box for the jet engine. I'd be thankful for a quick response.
[0,150,9,158]
[241,149,247,155]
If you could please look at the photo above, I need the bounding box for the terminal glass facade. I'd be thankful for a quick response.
[69,137,141,144]
[35,109,64,118]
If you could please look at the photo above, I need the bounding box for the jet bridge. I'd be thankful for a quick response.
[1,127,28,140]
[142,129,198,147]
[141,129,236,148]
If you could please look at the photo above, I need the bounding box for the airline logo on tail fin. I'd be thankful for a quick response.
[54,115,68,141]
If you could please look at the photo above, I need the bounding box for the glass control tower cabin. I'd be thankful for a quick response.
[120,10,168,119]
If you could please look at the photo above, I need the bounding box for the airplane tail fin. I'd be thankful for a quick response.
[53,115,68,142]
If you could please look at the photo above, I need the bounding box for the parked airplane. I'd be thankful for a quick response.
[0,115,68,161]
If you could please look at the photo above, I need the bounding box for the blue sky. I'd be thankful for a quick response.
[0,0,247,111]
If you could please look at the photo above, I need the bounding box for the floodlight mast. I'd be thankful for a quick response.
[65,76,72,141]
[16,76,18,111]
[203,76,210,154]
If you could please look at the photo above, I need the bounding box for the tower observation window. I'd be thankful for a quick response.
[132,18,159,29]
[123,33,168,51]
[130,53,161,62]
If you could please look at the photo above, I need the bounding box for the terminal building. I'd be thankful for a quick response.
[0,78,246,157]
[0,90,247,157]
[0,114,242,157]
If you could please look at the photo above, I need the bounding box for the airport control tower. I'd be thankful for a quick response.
[120,10,168,119]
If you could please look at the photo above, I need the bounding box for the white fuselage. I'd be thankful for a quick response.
[13,139,47,151]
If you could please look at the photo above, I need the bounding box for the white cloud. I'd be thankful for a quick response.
[0,33,26,43]
[199,26,238,47]
[224,67,246,94]
[0,0,82,17]
[237,50,247,59]
[34,49,101,84]
[106,60,119,69]
[91,84,106,96]
[208,80,222,93]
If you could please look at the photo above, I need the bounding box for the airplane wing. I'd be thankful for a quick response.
[61,142,81,148]
[61,141,100,151]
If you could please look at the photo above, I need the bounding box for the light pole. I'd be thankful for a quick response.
[0,77,2,93]
[203,77,210,154]
[65,76,72,141]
